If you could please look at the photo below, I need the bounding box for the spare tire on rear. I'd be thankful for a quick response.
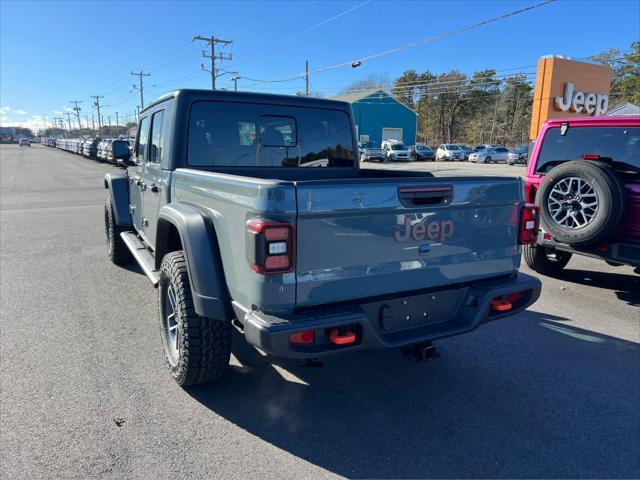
[537,161,625,246]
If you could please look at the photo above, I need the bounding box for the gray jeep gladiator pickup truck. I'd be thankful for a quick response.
[104,89,541,387]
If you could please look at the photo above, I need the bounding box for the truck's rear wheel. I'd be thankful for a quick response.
[158,251,231,387]
[523,245,572,275]
[104,198,131,265]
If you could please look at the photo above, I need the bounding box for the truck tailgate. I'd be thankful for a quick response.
[295,177,523,307]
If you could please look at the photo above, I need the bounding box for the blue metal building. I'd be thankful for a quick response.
[333,89,417,146]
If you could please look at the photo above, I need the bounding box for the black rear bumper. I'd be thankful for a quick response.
[539,237,640,267]
[239,273,541,358]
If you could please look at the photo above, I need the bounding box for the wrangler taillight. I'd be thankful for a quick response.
[519,204,539,245]
[246,219,294,274]
[525,183,537,204]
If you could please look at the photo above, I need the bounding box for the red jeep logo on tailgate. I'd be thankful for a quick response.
[394,217,454,243]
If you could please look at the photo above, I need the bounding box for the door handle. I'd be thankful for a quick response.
[398,185,453,207]
[150,184,159,193]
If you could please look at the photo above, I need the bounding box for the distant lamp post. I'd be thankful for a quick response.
[231,75,241,92]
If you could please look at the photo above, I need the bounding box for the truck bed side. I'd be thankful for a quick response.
[171,168,298,315]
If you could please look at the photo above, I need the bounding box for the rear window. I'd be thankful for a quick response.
[537,126,640,173]
[113,141,129,156]
[187,101,354,167]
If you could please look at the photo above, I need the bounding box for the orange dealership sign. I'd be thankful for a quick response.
[530,56,612,139]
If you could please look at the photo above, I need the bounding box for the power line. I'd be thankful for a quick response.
[139,39,198,70]
[154,70,206,88]
[144,46,203,74]
[229,0,372,68]
[239,0,557,87]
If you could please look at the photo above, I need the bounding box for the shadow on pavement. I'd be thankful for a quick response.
[552,267,640,307]
[187,311,640,478]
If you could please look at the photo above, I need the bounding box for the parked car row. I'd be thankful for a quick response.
[359,140,529,165]
[42,136,134,167]
[360,141,436,162]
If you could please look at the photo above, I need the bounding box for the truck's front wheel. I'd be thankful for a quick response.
[523,245,572,275]
[158,251,231,387]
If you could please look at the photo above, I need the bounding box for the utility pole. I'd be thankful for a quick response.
[53,117,63,135]
[489,93,500,144]
[305,60,309,96]
[108,115,111,127]
[131,70,150,110]
[193,35,232,90]
[231,75,240,92]
[91,95,104,129]
[70,100,82,133]
[116,112,119,136]
[65,112,73,134]
[84,115,89,129]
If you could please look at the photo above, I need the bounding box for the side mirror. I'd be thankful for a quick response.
[118,153,136,165]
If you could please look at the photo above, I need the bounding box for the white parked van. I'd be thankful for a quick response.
[381,140,410,161]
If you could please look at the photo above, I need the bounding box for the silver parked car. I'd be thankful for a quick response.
[507,146,528,165]
[468,147,510,163]
[436,143,464,161]
[456,144,473,160]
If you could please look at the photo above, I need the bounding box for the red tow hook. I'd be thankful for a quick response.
[490,292,524,312]
[328,328,356,345]
[490,299,513,312]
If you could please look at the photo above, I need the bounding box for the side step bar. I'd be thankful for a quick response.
[120,232,160,287]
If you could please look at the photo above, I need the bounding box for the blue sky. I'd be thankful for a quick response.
[1,0,638,132]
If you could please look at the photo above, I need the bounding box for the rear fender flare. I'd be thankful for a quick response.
[103,173,132,227]
[156,203,231,321]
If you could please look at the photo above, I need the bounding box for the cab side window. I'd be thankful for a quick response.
[136,116,150,163]
[149,110,165,163]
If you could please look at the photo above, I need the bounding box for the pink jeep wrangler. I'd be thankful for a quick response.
[524,115,640,274]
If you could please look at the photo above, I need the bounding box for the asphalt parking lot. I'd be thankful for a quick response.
[365,157,526,177]
[1,144,638,479]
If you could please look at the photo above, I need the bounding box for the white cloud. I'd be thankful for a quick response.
[0,106,28,115]
[53,110,63,115]
[0,114,47,132]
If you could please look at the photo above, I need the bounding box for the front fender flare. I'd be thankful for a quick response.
[156,203,231,321]
[103,173,132,227]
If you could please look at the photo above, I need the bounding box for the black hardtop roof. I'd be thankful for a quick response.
[141,89,352,114]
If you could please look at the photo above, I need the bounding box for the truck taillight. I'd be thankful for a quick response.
[246,219,294,274]
[519,204,539,245]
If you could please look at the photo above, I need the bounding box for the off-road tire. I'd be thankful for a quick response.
[523,245,572,275]
[158,251,231,387]
[104,198,131,265]
[537,161,625,246]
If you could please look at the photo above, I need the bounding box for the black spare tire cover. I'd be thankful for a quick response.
[537,161,626,246]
